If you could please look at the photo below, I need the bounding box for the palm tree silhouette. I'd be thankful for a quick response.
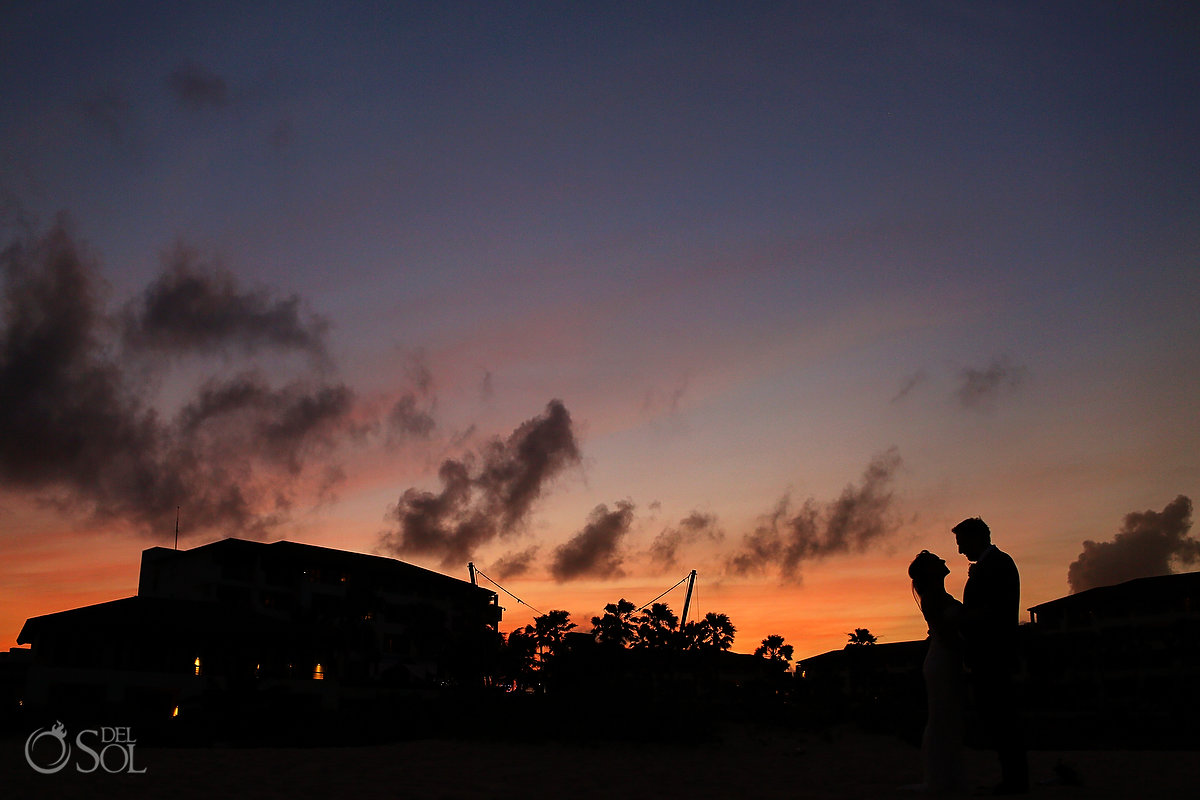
[679,620,704,651]
[696,612,736,650]
[501,628,537,688]
[635,602,679,650]
[591,599,639,648]
[845,627,878,646]
[754,634,795,664]
[525,609,576,663]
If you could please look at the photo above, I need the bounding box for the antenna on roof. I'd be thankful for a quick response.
[174,506,180,551]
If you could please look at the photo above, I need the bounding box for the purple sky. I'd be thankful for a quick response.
[2,2,1198,656]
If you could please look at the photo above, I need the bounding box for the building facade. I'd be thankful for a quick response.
[17,539,501,719]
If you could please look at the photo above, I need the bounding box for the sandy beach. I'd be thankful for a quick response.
[4,724,1197,800]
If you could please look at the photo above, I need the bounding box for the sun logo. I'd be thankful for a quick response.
[25,720,71,774]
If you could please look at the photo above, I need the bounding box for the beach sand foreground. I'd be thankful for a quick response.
[3,724,1196,799]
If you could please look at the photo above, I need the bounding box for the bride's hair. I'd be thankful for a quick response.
[909,550,949,621]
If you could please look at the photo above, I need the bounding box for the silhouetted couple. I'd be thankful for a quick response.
[908,518,1028,796]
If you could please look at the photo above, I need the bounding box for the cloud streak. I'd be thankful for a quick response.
[0,218,359,537]
[551,500,635,582]
[490,545,540,580]
[377,400,581,567]
[122,244,328,360]
[385,352,437,445]
[387,394,436,441]
[649,511,723,572]
[727,448,904,582]
[956,356,1026,410]
[1067,495,1197,593]
[166,63,228,109]
[889,370,926,404]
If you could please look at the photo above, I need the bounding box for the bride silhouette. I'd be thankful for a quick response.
[908,550,968,795]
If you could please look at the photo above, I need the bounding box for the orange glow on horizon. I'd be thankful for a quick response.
[0,524,1077,662]
[485,561,937,661]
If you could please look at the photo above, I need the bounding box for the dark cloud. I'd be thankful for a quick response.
[377,400,581,567]
[890,370,926,404]
[551,501,635,582]
[0,218,358,537]
[387,394,435,441]
[649,511,723,572]
[727,448,903,581]
[385,351,436,444]
[180,373,357,475]
[642,373,690,416]
[167,63,228,109]
[491,546,540,580]
[404,350,433,395]
[122,245,328,360]
[381,459,483,568]
[0,218,155,496]
[956,357,1026,410]
[1067,495,1198,593]
[476,399,581,531]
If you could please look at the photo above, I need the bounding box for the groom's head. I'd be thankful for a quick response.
[953,517,991,561]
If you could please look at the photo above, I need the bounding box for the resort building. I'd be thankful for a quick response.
[17,539,501,718]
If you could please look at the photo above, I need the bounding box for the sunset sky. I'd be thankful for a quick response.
[2,2,1198,661]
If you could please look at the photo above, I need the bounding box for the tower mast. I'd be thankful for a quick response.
[680,570,697,626]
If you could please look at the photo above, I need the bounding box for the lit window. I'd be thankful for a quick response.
[194,656,202,676]
[312,663,324,680]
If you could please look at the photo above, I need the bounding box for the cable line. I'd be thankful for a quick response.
[471,567,543,616]
[636,571,693,612]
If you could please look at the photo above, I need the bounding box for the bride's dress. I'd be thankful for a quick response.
[921,599,967,794]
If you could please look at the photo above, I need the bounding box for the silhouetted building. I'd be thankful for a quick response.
[1023,571,1200,744]
[17,539,501,719]
[798,572,1200,745]
[0,647,31,727]
[1028,571,1200,630]
[800,641,927,695]
[799,641,926,733]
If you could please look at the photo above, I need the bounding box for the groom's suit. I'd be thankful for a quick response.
[963,545,1028,791]
[962,545,1020,669]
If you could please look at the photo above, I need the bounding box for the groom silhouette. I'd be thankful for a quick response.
[954,517,1029,795]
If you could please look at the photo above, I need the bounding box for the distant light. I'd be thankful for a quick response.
[194,656,201,676]
[312,663,324,680]
[172,705,179,717]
